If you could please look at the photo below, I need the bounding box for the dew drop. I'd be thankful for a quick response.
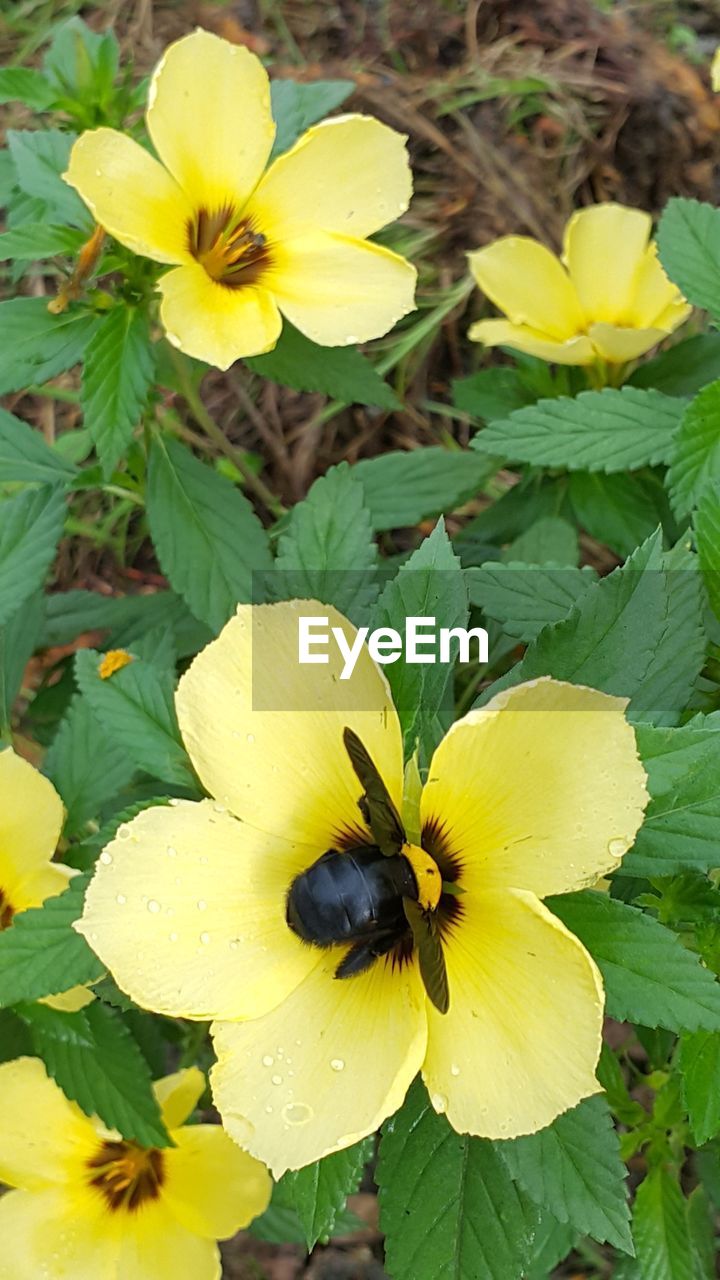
[430,1092,448,1113]
[282,1101,313,1125]
[99,851,113,865]
[265,1105,273,1114]
[166,845,178,858]
[262,1055,274,1067]
[330,1058,345,1072]
[450,1063,461,1077]
[115,893,126,906]
[246,733,256,744]
[197,899,207,911]
[169,931,178,942]
[117,826,131,840]
[147,900,161,914]
[213,803,226,815]
[271,1074,283,1086]
[199,931,210,945]
[608,838,627,858]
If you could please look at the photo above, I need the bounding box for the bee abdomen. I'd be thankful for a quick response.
[285,847,414,947]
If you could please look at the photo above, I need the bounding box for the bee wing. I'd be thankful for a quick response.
[403,898,449,1015]
[343,727,405,856]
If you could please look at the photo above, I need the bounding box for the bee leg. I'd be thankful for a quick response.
[335,932,397,979]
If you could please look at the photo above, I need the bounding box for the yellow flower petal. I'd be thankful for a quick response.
[211,953,427,1176]
[175,601,404,848]
[0,1057,94,1190]
[628,243,688,329]
[163,1125,271,1237]
[422,887,603,1138]
[468,238,585,339]
[12,863,75,915]
[249,115,412,240]
[268,231,416,345]
[467,318,595,365]
[588,322,667,364]
[158,263,281,368]
[421,678,648,898]
[41,984,95,1013]
[0,750,70,917]
[713,46,720,93]
[78,799,318,1021]
[146,29,274,212]
[64,129,193,265]
[563,204,651,324]
[154,1067,205,1130]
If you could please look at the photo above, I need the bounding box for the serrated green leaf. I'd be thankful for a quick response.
[678,1031,720,1146]
[568,471,665,558]
[81,306,156,477]
[7,129,91,228]
[20,1001,170,1148]
[0,298,99,395]
[0,68,57,110]
[247,322,399,408]
[146,435,273,633]
[694,486,720,621]
[0,874,104,1007]
[279,1136,373,1249]
[624,722,720,877]
[270,78,355,157]
[74,649,195,789]
[0,223,85,260]
[378,1079,538,1280]
[452,367,537,421]
[0,589,44,735]
[375,520,467,755]
[547,891,720,1032]
[667,381,720,517]
[471,387,683,471]
[43,17,119,102]
[686,1186,715,1280]
[498,1096,632,1252]
[503,516,578,566]
[274,462,378,624]
[632,1167,694,1280]
[249,1177,363,1244]
[42,588,211,658]
[0,406,77,484]
[467,563,596,641]
[523,1207,578,1279]
[657,198,720,318]
[630,334,720,398]
[44,695,136,836]
[0,486,66,625]
[354,448,493,531]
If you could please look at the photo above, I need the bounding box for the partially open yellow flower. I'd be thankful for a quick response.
[0,1058,270,1279]
[63,29,416,370]
[468,203,690,366]
[78,601,648,1176]
[0,746,73,928]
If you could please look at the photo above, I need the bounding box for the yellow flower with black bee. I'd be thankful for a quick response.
[78,601,649,1176]
[468,203,690,366]
[63,29,416,370]
[0,1058,270,1279]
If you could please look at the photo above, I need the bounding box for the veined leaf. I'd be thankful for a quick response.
[7,128,91,228]
[0,874,104,1007]
[694,486,720,621]
[0,486,66,625]
[354,448,495,532]
[44,695,136,836]
[0,68,57,110]
[0,298,99,395]
[270,78,354,158]
[625,722,720,877]
[678,1031,720,1146]
[0,223,84,260]
[247,322,398,408]
[278,1137,373,1249]
[632,1167,694,1280]
[81,306,156,477]
[657,198,720,319]
[667,381,720,517]
[468,562,596,641]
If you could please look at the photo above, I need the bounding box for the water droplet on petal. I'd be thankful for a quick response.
[147,900,161,914]
[330,1058,345,1072]
[197,900,207,911]
[246,733,256,744]
[115,893,126,906]
[262,1055,274,1067]
[608,838,627,858]
[430,1092,448,1113]
[166,845,177,858]
[271,1074,283,1086]
[282,1101,313,1125]
[169,932,178,942]
[117,826,131,840]
[199,932,210,945]
[450,1063,461,1077]
[99,851,113,865]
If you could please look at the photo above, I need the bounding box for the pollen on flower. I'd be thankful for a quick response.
[187,206,271,288]
[86,1139,164,1212]
[98,649,134,680]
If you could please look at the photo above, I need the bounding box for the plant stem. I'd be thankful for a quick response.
[167,347,285,518]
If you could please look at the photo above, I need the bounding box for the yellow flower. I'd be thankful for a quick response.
[468,203,690,366]
[0,1058,271,1279]
[78,601,648,1176]
[712,46,720,92]
[0,746,73,928]
[63,29,416,371]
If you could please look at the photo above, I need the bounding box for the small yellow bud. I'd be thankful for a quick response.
[98,649,134,680]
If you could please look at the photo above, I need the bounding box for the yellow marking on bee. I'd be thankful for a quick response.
[98,649,134,680]
[403,843,442,912]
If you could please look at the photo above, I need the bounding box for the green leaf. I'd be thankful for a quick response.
[0,874,104,1007]
[74,649,195,789]
[0,223,85,260]
[43,17,119,103]
[678,1031,720,1146]
[375,520,468,754]
[0,486,66,625]
[377,1079,537,1280]
[568,471,665,558]
[44,695,136,836]
[81,306,156,477]
[686,1186,715,1280]
[20,1001,170,1148]
[0,68,57,110]
[354,448,495,532]
[250,1178,363,1244]
[0,298,99,395]
[657,198,720,318]
[632,1167,694,1280]
[0,590,44,735]
[625,723,720,877]
[452,367,537,421]
[630,334,720,398]
[270,78,354,158]
[247,322,398,408]
[503,515,578,566]
[667,382,720,517]
[471,387,683,471]
[146,435,273,632]
[42,588,211,658]
[694,485,720,621]
[499,1096,632,1252]
[523,1208,578,1279]
[547,891,720,1032]
[279,1137,373,1249]
[0,406,77,484]
[274,462,378,623]
[488,532,705,725]
[7,129,91,228]
[468,563,595,641]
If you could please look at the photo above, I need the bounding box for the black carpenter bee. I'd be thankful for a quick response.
[286,727,449,1013]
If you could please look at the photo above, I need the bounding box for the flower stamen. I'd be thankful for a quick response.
[86,1139,164,1212]
[0,889,14,931]
[188,207,271,288]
